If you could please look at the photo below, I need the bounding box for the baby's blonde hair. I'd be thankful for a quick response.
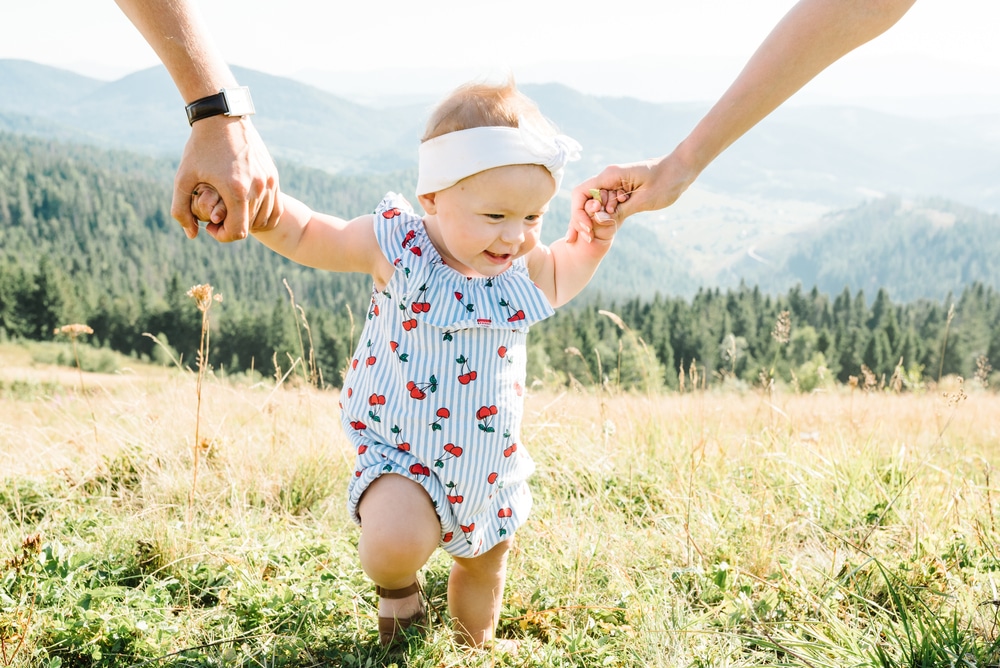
[422,78,556,142]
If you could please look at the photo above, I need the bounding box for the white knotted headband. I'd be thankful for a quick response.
[415,123,582,196]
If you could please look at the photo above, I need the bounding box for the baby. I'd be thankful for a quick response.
[192,79,619,648]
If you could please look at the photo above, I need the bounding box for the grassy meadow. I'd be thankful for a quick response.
[3,339,1000,667]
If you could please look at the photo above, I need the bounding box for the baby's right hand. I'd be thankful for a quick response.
[190,183,228,226]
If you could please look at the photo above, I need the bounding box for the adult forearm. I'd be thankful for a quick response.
[676,0,916,175]
[113,0,236,102]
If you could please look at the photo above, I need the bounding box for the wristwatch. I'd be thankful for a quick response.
[185,86,256,126]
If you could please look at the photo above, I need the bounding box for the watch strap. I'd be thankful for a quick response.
[185,92,229,126]
[185,87,254,126]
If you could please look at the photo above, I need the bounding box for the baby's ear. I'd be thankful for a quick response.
[417,193,438,215]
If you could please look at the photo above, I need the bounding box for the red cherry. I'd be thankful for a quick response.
[410,389,426,400]
[347,387,353,398]
[458,374,471,385]
[468,370,477,381]
[357,445,368,454]
[389,341,399,352]
[454,292,463,301]
[366,356,376,366]
[373,305,379,316]
[498,508,512,518]
[489,405,498,415]
[355,470,362,477]
[409,464,429,476]
[504,444,517,457]
[443,532,453,542]
[436,408,451,418]
[461,523,475,533]
[487,472,498,484]
[397,442,410,452]
[497,346,507,358]
[410,246,422,256]
[514,381,523,396]
[352,359,359,369]
[402,319,417,331]
[476,406,490,420]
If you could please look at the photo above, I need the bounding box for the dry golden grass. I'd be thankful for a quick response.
[4,344,1000,666]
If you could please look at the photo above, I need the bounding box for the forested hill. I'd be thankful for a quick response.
[3,132,1000,388]
[722,197,1000,302]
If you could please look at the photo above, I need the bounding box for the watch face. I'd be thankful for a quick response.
[224,87,255,117]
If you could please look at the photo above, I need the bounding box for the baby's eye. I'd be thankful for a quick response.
[484,214,505,221]
[525,215,542,225]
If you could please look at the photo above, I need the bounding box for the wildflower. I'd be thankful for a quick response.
[187,284,223,312]
[53,323,93,338]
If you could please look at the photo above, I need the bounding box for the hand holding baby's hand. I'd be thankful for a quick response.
[191,184,228,227]
[571,188,624,243]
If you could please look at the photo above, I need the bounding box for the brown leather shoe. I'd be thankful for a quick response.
[376,582,427,646]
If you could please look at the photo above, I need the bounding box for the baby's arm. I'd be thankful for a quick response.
[191,185,388,278]
[526,215,619,308]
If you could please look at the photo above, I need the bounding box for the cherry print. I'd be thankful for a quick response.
[391,425,410,451]
[456,355,478,384]
[430,407,451,431]
[454,291,475,313]
[476,405,499,433]
[409,463,431,477]
[383,207,402,219]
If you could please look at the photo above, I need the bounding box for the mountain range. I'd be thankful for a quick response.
[2,58,999,302]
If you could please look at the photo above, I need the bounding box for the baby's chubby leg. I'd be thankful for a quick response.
[357,474,440,623]
[449,537,515,646]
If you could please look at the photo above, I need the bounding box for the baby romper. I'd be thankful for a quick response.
[342,193,554,558]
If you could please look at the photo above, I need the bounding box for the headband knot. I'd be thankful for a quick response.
[416,121,581,196]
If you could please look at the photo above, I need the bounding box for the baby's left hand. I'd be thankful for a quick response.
[190,183,228,226]
[571,190,621,243]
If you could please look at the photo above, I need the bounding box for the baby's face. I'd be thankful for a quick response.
[423,164,556,278]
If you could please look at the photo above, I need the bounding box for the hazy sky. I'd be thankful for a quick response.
[3,1,999,110]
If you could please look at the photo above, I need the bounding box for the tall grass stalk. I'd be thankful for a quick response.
[185,284,222,524]
[53,324,97,446]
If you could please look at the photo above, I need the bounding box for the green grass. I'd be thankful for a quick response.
[2,345,1000,666]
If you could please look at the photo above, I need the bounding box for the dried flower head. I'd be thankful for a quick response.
[860,364,877,391]
[771,311,791,345]
[976,355,992,388]
[187,284,223,312]
[944,377,968,407]
[54,323,94,338]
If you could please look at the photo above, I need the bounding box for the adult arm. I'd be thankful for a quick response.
[114,0,281,241]
[570,0,916,233]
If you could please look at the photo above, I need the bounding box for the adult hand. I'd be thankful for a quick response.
[568,152,700,242]
[172,115,282,242]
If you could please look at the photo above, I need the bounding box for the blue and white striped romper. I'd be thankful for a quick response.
[342,193,555,558]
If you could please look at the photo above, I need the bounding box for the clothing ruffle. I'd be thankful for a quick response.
[373,193,554,331]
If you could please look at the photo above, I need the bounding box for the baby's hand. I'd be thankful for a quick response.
[570,189,623,243]
[190,183,228,226]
